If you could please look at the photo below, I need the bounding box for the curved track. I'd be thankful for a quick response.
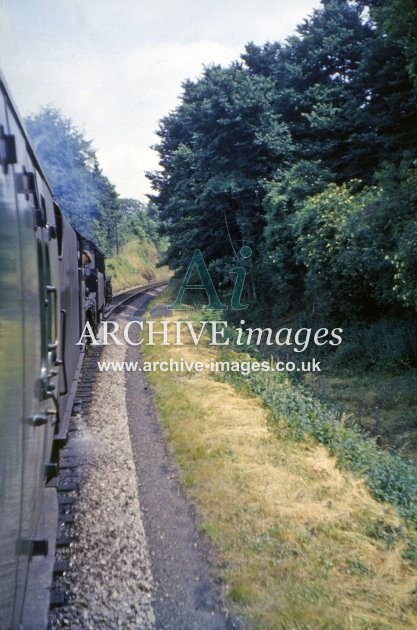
[19,282,166,628]
[47,283,242,629]
[105,281,168,319]
[47,282,167,626]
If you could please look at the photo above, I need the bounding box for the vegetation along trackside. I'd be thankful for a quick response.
[142,2,417,623]
[142,305,417,629]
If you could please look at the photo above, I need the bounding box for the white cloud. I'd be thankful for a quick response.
[0,0,321,199]
[2,39,241,199]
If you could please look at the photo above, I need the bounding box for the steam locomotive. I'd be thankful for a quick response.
[0,72,111,628]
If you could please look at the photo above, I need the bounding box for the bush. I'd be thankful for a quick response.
[331,318,417,370]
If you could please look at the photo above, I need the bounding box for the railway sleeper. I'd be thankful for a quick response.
[49,589,67,608]
[53,560,70,576]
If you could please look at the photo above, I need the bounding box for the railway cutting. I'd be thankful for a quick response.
[47,286,241,629]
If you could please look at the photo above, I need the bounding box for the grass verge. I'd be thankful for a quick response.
[106,239,170,293]
[226,365,417,528]
[141,308,417,629]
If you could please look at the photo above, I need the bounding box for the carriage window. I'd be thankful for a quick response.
[39,195,47,227]
[54,203,63,257]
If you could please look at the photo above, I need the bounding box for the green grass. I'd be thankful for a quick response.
[141,304,417,628]
[106,238,171,293]
[221,364,417,528]
[307,370,417,461]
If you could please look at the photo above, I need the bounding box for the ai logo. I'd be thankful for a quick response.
[169,247,252,310]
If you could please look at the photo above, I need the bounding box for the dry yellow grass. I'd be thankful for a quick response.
[106,239,171,293]
[143,315,417,629]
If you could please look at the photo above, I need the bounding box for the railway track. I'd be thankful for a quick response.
[46,281,167,627]
[105,281,168,319]
[48,345,102,616]
[47,280,241,629]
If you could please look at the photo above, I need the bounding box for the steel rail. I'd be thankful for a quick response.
[104,281,168,319]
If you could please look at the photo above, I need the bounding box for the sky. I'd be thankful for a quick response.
[0,0,322,200]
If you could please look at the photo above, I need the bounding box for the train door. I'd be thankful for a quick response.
[37,188,61,468]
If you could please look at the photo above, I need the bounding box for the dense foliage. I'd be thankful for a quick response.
[149,0,417,367]
[25,109,158,255]
[221,364,417,527]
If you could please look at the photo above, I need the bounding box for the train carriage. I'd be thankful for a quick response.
[0,73,61,629]
[0,72,111,629]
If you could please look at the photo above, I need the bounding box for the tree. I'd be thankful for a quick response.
[148,63,293,302]
[243,0,378,181]
[118,198,159,245]
[91,166,121,255]
[149,0,417,338]
[292,160,417,320]
[25,107,121,251]
[356,0,417,88]
[262,160,332,318]
[292,182,385,319]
